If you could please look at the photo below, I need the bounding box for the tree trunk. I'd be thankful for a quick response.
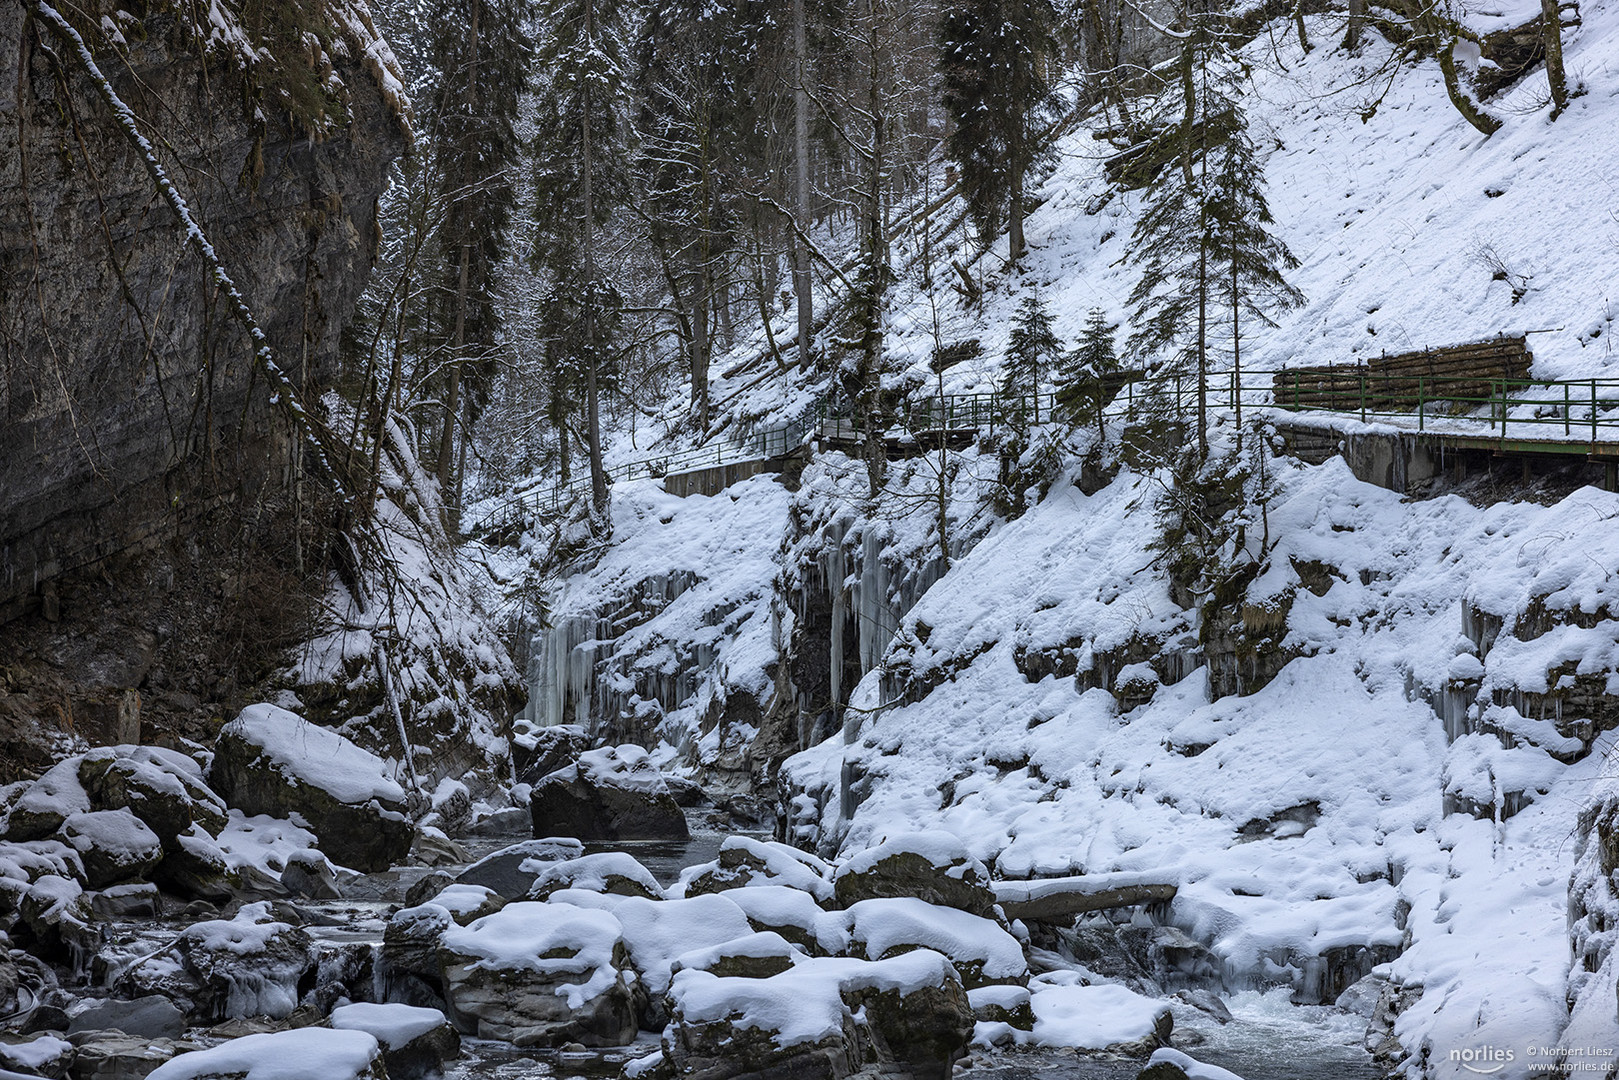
[1430,24,1502,134]
[1541,0,1569,118]
[1008,168,1026,265]
[582,0,608,521]
[1343,0,1364,51]
[436,242,469,520]
[793,0,815,369]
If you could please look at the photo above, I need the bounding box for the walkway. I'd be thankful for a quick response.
[467,366,1619,535]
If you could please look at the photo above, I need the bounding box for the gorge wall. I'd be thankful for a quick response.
[0,1,407,769]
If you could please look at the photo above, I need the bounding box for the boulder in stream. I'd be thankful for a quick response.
[330,1002,460,1080]
[209,704,413,873]
[831,831,997,918]
[143,1028,386,1080]
[528,745,688,842]
[437,901,637,1046]
[127,902,315,1023]
[58,810,163,889]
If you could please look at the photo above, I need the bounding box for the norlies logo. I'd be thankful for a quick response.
[1451,1046,1515,1075]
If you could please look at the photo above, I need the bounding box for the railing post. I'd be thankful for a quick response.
[1565,382,1571,436]
[1418,375,1424,432]
[1500,380,1508,440]
[1594,380,1600,445]
[1359,373,1366,423]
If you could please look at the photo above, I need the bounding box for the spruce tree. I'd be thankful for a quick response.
[1000,293,1062,425]
[421,0,531,517]
[1056,307,1120,440]
[531,0,635,521]
[939,0,1059,264]
[1124,8,1300,457]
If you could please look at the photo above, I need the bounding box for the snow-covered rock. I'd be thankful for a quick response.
[718,884,852,956]
[329,1003,459,1080]
[144,1028,386,1080]
[1026,982,1172,1051]
[676,836,834,903]
[525,853,663,902]
[528,745,688,841]
[58,810,163,889]
[209,704,413,872]
[3,760,92,843]
[831,832,996,918]
[128,902,315,1022]
[664,949,973,1080]
[437,901,637,1045]
[68,1030,183,1080]
[0,1033,72,1078]
[846,897,1027,988]
[452,836,584,899]
[544,892,756,997]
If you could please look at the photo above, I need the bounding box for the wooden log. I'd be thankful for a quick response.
[992,874,1178,923]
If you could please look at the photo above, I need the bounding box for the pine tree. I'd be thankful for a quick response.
[1000,293,1062,425]
[1056,307,1120,440]
[531,0,635,521]
[939,0,1059,264]
[1124,8,1300,457]
[421,0,531,519]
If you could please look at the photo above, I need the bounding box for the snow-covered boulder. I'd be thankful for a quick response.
[513,724,590,786]
[152,828,237,902]
[1026,981,1172,1052]
[452,837,584,899]
[846,897,1027,989]
[0,1033,72,1078]
[379,903,453,1011]
[548,893,755,998]
[17,873,95,961]
[79,745,229,842]
[3,760,92,842]
[129,903,315,1022]
[278,850,341,900]
[209,705,413,872]
[525,853,663,902]
[419,883,506,926]
[831,832,997,918]
[437,902,637,1046]
[671,930,804,980]
[967,984,1034,1029]
[528,745,688,841]
[330,1003,459,1080]
[144,1028,386,1080]
[677,837,835,903]
[664,950,974,1080]
[58,810,163,889]
[719,884,851,956]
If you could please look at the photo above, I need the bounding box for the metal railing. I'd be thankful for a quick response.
[468,370,1619,536]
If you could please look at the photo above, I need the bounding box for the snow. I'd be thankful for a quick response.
[439,901,626,1010]
[527,853,664,899]
[61,809,161,858]
[845,898,1027,983]
[712,884,853,955]
[0,1035,70,1071]
[836,830,988,881]
[672,836,835,902]
[329,1002,447,1048]
[222,704,405,806]
[422,883,503,919]
[1150,1047,1250,1080]
[667,950,962,1049]
[11,759,90,823]
[1026,983,1170,1049]
[145,1028,383,1080]
[546,893,755,993]
[214,811,322,880]
[180,902,293,956]
[570,745,671,793]
[496,0,1619,1068]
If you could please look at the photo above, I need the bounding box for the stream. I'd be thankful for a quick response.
[90,825,1383,1080]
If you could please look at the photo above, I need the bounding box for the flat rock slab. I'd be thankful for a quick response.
[67,995,187,1040]
[992,873,1177,923]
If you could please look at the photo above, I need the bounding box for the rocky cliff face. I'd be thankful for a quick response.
[0,2,407,769]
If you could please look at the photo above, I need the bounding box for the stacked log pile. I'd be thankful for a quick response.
[1271,336,1533,412]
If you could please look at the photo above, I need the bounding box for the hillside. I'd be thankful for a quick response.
[511,2,1619,1075]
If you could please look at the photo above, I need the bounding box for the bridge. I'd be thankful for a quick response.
[466,349,1619,536]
